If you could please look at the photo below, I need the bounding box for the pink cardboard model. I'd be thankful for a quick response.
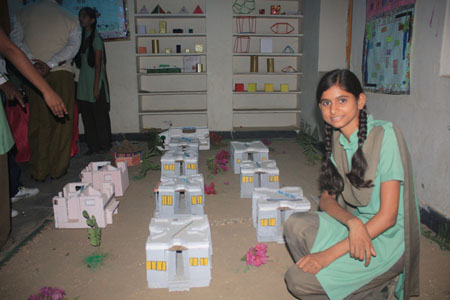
[80,161,129,197]
[52,182,119,229]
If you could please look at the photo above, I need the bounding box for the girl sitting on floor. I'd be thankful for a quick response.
[284,69,420,300]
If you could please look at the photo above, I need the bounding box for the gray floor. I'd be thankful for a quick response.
[0,143,111,265]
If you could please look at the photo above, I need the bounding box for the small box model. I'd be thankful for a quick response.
[264,83,274,92]
[167,136,199,153]
[240,160,279,198]
[80,161,129,197]
[230,141,269,174]
[248,83,257,92]
[159,126,210,150]
[53,182,119,229]
[280,83,289,92]
[154,174,205,217]
[161,150,198,177]
[252,187,311,243]
[145,215,212,291]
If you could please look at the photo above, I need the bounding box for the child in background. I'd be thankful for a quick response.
[284,69,420,299]
[74,7,111,155]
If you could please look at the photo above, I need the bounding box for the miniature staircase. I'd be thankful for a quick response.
[168,279,190,292]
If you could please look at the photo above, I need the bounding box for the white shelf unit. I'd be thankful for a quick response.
[135,1,208,130]
[232,0,303,130]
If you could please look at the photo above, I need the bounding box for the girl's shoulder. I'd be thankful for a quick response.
[368,117,397,136]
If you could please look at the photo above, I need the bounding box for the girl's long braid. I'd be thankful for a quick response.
[319,123,344,195]
[87,20,97,68]
[346,108,374,188]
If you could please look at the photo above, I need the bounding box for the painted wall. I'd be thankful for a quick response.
[350,0,450,217]
[318,0,349,72]
[300,0,322,128]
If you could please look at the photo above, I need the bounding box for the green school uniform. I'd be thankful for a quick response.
[0,104,14,155]
[311,115,407,300]
[76,30,109,103]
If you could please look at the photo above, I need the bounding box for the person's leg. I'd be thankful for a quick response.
[46,71,75,178]
[25,81,52,181]
[0,153,11,248]
[7,148,22,198]
[92,85,111,151]
[78,100,99,153]
[284,212,327,299]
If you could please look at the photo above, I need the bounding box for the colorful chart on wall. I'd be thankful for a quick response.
[363,1,415,94]
[22,0,129,41]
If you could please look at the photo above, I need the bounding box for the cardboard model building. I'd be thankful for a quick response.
[53,182,119,229]
[240,160,279,198]
[80,161,129,197]
[161,150,198,177]
[154,174,205,217]
[159,126,210,150]
[252,187,310,243]
[145,215,212,291]
[230,141,269,174]
[167,136,199,153]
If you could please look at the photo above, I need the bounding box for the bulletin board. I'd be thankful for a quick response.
[362,0,415,94]
[22,0,129,41]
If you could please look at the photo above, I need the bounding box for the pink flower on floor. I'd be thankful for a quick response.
[205,182,216,194]
[244,243,268,267]
[28,286,67,300]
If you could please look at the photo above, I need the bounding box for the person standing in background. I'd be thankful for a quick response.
[73,7,111,155]
[10,0,81,181]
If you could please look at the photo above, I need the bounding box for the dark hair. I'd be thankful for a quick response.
[73,7,98,68]
[316,69,373,195]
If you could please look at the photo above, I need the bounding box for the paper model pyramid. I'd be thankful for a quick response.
[179,6,189,14]
[193,5,204,14]
[152,5,165,14]
[139,5,149,14]
[282,45,295,54]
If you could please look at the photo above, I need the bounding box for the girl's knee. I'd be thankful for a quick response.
[284,212,318,238]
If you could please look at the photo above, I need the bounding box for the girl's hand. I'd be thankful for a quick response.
[347,217,376,267]
[296,251,331,274]
[93,86,99,101]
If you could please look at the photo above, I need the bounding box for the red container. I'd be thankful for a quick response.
[235,83,245,92]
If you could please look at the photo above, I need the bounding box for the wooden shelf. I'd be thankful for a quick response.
[138,91,207,96]
[139,110,207,115]
[138,72,206,76]
[135,13,206,18]
[233,33,303,37]
[233,72,302,75]
[233,52,302,57]
[233,91,302,94]
[233,109,301,114]
[232,14,303,19]
[136,33,207,37]
[137,53,207,57]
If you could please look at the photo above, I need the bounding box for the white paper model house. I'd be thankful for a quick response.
[230,141,269,174]
[154,174,205,217]
[252,187,311,243]
[167,136,199,153]
[161,150,198,177]
[240,160,280,198]
[159,126,210,150]
[145,215,212,291]
[80,161,129,197]
[52,182,119,229]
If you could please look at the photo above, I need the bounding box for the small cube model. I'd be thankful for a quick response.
[252,187,311,243]
[159,126,210,150]
[235,83,245,92]
[154,174,205,217]
[280,83,289,92]
[80,161,129,197]
[167,136,199,153]
[240,160,279,198]
[146,215,212,291]
[248,83,257,92]
[161,150,198,177]
[230,141,269,174]
[264,83,274,92]
[53,182,119,228]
